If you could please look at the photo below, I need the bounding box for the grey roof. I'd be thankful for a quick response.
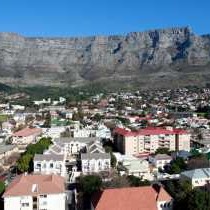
[81,152,110,160]
[181,168,210,179]
[54,137,100,144]
[34,154,64,161]
[154,154,172,160]
[50,145,62,153]
[0,145,16,154]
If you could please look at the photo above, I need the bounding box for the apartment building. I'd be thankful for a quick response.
[34,154,66,177]
[3,174,66,210]
[113,127,190,155]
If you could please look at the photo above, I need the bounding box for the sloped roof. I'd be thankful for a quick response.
[34,154,64,161]
[13,127,42,137]
[181,168,210,179]
[92,186,172,210]
[3,174,65,197]
[157,187,172,202]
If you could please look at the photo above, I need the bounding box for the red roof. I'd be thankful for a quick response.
[3,174,65,197]
[114,127,188,137]
[13,127,42,137]
[92,186,172,210]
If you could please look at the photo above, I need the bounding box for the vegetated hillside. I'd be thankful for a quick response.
[0,26,210,89]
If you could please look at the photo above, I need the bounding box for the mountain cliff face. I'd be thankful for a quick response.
[0,27,210,89]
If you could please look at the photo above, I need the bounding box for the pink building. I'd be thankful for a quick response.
[113,127,190,155]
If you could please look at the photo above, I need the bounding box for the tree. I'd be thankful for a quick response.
[79,175,102,195]
[155,147,170,155]
[127,175,150,187]
[104,175,130,189]
[187,155,209,170]
[0,181,5,194]
[43,111,51,128]
[17,153,33,172]
[111,152,117,168]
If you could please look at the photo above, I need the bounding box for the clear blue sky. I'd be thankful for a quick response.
[0,0,209,37]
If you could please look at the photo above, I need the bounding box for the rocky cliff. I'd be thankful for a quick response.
[0,27,210,89]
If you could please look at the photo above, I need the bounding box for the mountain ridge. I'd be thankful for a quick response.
[0,26,210,89]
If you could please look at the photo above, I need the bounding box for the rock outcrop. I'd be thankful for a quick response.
[0,27,210,88]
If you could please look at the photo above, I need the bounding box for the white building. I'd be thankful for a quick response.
[12,127,42,145]
[121,159,151,180]
[53,137,100,157]
[149,154,172,170]
[3,174,66,210]
[81,153,111,174]
[180,168,210,188]
[34,154,66,177]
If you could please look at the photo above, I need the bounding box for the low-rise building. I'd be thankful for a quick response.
[149,154,172,170]
[34,154,66,177]
[12,127,42,145]
[81,153,111,174]
[120,159,151,180]
[180,168,210,188]
[3,174,66,210]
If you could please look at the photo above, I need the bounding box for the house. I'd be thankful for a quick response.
[53,137,100,157]
[149,154,172,170]
[3,174,66,210]
[87,140,105,154]
[34,154,66,177]
[12,127,42,145]
[113,127,190,155]
[180,168,210,188]
[0,145,19,166]
[81,153,111,174]
[120,158,151,180]
[91,186,173,210]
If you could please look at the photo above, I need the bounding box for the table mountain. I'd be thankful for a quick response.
[0,26,210,89]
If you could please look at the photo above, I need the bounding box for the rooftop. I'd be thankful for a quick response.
[3,174,65,197]
[92,186,172,210]
[13,127,42,137]
[114,127,188,137]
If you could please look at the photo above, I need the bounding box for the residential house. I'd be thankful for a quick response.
[12,127,42,145]
[34,154,66,177]
[149,154,172,170]
[120,158,151,180]
[3,174,66,210]
[180,168,210,188]
[81,153,111,174]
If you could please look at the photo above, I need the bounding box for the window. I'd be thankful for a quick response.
[21,203,29,207]
[40,194,47,198]
[50,163,53,168]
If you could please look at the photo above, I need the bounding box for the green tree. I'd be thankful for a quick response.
[17,153,33,172]
[111,152,117,168]
[127,175,150,187]
[155,147,170,155]
[0,181,5,194]
[79,175,102,195]
[43,112,51,128]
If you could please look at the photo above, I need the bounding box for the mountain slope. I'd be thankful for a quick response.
[0,26,210,89]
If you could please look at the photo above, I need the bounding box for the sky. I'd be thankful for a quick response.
[0,0,209,37]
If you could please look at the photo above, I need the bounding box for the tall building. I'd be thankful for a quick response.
[3,174,66,210]
[113,127,190,155]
